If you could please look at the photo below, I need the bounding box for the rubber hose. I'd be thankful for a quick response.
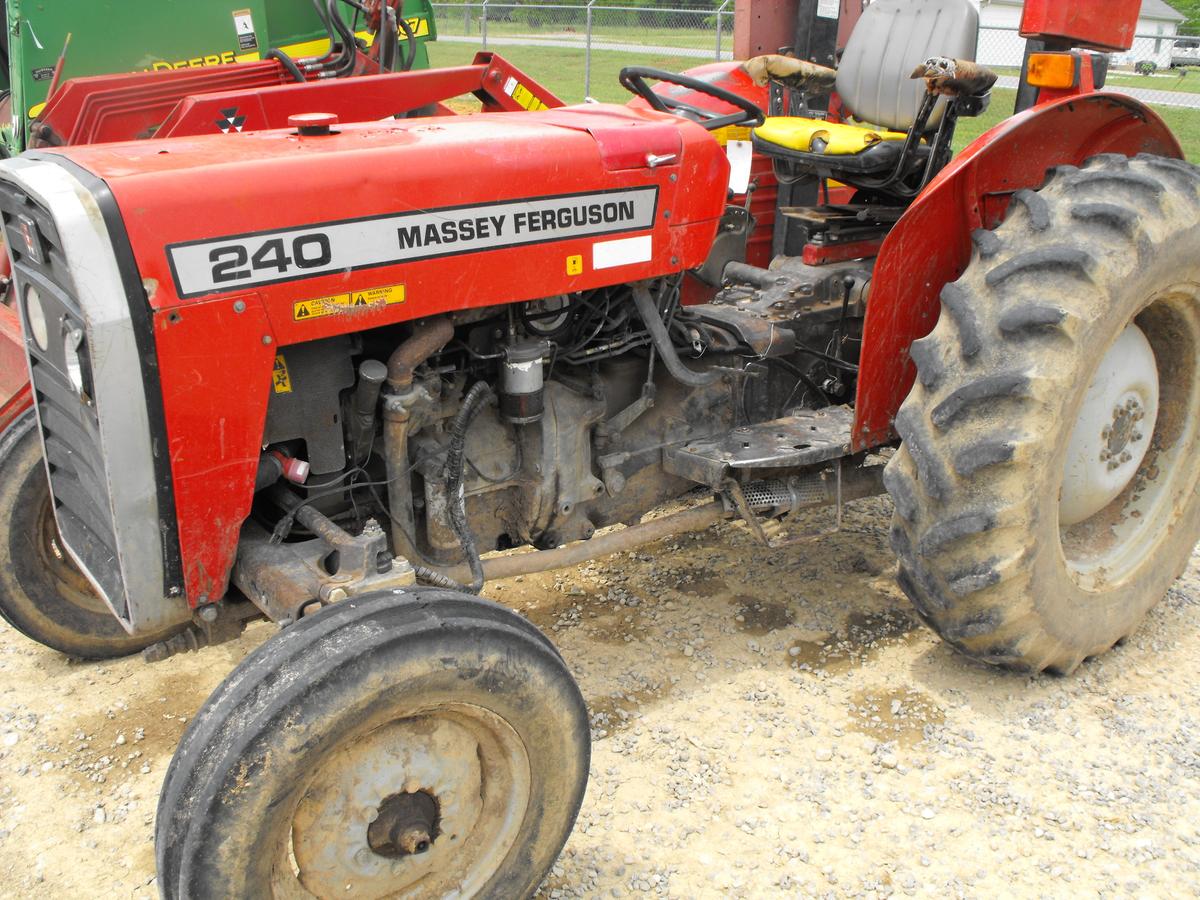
[397,11,417,72]
[631,284,723,387]
[266,49,306,83]
[442,382,494,594]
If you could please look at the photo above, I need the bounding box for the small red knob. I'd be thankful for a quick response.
[289,112,339,136]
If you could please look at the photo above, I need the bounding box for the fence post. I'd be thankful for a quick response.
[481,0,489,50]
[585,0,596,98]
[716,0,731,62]
[464,2,470,36]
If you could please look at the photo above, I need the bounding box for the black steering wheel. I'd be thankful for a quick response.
[619,67,765,131]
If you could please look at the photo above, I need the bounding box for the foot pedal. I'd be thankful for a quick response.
[664,406,853,487]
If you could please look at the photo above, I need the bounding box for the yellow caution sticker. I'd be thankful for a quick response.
[566,254,583,276]
[293,283,406,321]
[502,76,549,112]
[711,125,754,147]
[272,353,293,394]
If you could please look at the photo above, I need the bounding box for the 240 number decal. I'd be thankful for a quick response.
[209,234,333,284]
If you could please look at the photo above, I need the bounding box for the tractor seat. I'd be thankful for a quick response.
[752,118,910,175]
[751,0,979,181]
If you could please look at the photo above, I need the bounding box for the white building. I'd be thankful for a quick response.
[971,0,1186,69]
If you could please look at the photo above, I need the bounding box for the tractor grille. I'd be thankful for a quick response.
[0,183,127,616]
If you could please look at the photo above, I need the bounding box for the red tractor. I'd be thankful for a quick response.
[1,0,1197,895]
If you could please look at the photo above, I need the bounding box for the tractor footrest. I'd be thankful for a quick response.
[664,406,854,486]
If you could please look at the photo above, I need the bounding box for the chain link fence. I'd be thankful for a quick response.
[428,3,1198,137]
[431,2,733,102]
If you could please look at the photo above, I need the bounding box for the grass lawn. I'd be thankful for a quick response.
[429,48,1200,161]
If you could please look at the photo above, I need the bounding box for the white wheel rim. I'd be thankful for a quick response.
[1060,324,1159,527]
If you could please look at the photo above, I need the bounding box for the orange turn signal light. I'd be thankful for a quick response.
[1027,52,1079,89]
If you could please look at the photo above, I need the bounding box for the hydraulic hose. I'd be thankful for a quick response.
[266,48,306,83]
[397,11,417,72]
[632,283,723,387]
[442,382,494,594]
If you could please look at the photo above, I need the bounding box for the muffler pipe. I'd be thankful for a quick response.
[348,359,388,466]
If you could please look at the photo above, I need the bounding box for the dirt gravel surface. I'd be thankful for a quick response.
[2,494,1200,897]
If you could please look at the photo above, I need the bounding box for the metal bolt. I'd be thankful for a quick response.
[1099,449,1111,461]
[262,335,273,345]
[197,605,218,623]
[232,300,246,313]
[1121,451,1132,463]
[1133,432,1143,442]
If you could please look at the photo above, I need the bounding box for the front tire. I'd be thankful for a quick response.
[886,154,1200,674]
[156,589,590,899]
[0,410,178,657]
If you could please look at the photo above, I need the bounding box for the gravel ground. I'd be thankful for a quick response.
[2,494,1200,897]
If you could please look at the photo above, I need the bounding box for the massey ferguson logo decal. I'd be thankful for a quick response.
[165,187,659,298]
[215,107,247,134]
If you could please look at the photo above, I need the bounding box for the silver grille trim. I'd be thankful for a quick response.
[0,158,190,635]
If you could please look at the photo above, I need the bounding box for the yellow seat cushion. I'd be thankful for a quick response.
[753,117,906,155]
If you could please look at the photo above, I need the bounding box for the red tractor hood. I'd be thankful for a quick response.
[40,104,728,334]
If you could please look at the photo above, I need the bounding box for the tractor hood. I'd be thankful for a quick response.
[27,104,728,334]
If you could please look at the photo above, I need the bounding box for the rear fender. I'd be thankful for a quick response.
[852,93,1184,450]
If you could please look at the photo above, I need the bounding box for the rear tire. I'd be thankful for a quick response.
[156,589,590,899]
[0,410,178,658]
[886,154,1200,674]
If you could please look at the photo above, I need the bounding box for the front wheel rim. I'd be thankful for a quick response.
[275,704,531,899]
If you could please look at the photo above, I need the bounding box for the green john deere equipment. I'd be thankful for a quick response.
[0,0,438,154]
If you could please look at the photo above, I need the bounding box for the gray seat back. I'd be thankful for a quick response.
[835,0,979,132]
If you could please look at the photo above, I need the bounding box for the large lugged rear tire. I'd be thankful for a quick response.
[886,154,1200,674]
[0,410,179,658]
[156,589,590,899]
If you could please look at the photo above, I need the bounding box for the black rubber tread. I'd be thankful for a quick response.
[939,282,983,358]
[908,336,944,390]
[156,589,589,899]
[997,303,1070,336]
[0,411,182,658]
[1010,189,1051,231]
[971,228,1002,259]
[885,154,1200,674]
[1069,202,1140,235]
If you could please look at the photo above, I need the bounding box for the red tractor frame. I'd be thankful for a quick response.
[1,0,1198,895]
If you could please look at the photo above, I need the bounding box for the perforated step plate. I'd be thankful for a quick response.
[664,406,854,486]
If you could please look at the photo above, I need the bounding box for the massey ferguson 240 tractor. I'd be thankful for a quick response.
[1,0,1198,894]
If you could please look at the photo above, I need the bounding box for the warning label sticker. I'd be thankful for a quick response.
[167,187,658,298]
[272,354,293,393]
[502,76,549,111]
[293,283,406,321]
[233,9,258,51]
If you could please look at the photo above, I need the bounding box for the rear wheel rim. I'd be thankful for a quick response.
[275,704,531,899]
[1059,287,1200,589]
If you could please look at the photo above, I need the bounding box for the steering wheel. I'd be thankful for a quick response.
[619,67,765,131]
